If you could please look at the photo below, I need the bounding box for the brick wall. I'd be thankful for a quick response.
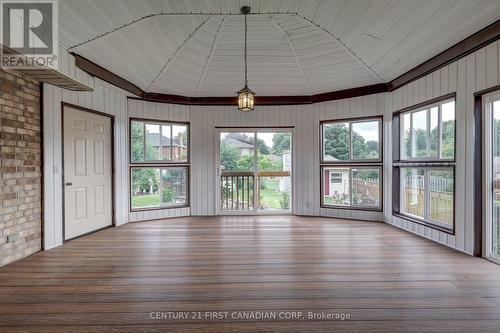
[0,69,42,267]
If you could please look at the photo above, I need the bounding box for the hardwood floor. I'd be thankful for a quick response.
[2,216,500,332]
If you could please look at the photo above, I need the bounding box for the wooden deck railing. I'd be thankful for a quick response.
[221,172,254,211]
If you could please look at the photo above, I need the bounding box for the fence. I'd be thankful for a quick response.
[402,175,453,225]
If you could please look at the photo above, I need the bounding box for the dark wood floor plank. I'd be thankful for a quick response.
[1,216,500,332]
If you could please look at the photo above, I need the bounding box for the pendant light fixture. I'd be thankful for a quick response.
[237,6,255,112]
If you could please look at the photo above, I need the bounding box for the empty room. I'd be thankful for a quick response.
[2,0,500,332]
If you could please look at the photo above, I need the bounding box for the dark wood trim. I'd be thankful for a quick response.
[319,165,384,212]
[388,19,500,91]
[392,93,457,165]
[392,92,456,116]
[392,165,457,235]
[392,166,400,215]
[319,115,384,165]
[128,118,191,213]
[140,85,388,106]
[61,103,116,243]
[473,94,483,257]
[39,82,45,250]
[391,93,457,235]
[129,165,190,212]
[471,85,500,257]
[214,126,295,129]
[474,84,500,97]
[73,54,144,97]
[312,84,388,103]
[393,213,455,235]
[128,117,190,165]
[319,114,384,213]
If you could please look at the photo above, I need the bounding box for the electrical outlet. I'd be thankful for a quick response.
[7,233,19,243]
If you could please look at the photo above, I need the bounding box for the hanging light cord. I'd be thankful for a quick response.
[244,13,248,87]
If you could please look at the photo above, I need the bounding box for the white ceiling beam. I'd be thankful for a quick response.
[194,18,226,97]
[146,17,214,91]
[269,15,312,96]
[67,12,294,51]
[294,14,385,83]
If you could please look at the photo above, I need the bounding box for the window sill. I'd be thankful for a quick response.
[130,204,190,212]
[320,204,382,213]
[392,213,454,235]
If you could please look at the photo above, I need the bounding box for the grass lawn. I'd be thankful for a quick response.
[132,193,160,208]
[259,178,289,210]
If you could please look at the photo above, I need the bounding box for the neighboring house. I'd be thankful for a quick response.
[146,132,187,160]
[279,151,292,193]
[221,137,254,156]
[323,168,350,196]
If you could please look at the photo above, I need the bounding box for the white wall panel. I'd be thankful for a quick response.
[43,71,130,250]
[385,40,500,255]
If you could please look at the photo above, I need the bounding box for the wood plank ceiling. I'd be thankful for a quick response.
[58,0,500,97]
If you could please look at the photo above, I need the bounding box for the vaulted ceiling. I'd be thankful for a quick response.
[58,0,500,97]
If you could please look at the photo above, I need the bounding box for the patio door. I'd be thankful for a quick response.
[217,130,292,214]
[484,92,500,262]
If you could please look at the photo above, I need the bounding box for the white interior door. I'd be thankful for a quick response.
[63,106,113,240]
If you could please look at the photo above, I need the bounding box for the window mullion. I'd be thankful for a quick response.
[410,111,414,158]
[438,105,443,159]
[143,122,146,161]
[426,109,431,156]
[349,168,353,206]
[349,123,353,160]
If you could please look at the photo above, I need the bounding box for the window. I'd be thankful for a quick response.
[131,120,188,163]
[130,119,189,211]
[321,116,383,210]
[331,173,343,183]
[400,99,455,160]
[393,94,456,233]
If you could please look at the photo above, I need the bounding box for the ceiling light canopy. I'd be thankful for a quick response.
[237,6,255,112]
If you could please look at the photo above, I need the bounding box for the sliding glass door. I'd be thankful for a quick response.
[218,130,292,214]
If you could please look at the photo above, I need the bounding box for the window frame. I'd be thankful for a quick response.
[320,115,384,212]
[392,93,456,234]
[129,117,190,212]
[320,116,383,164]
[398,97,456,162]
[398,166,455,232]
[129,118,190,165]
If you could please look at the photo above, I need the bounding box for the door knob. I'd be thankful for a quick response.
[65,182,73,186]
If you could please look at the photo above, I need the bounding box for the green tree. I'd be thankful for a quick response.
[324,125,378,160]
[272,133,290,155]
[220,143,240,171]
[256,138,270,155]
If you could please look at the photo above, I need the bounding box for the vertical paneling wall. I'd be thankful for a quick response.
[43,53,130,249]
[128,95,385,221]
[385,40,500,255]
[188,95,385,221]
[44,40,500,255]
[127,99,191,221]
